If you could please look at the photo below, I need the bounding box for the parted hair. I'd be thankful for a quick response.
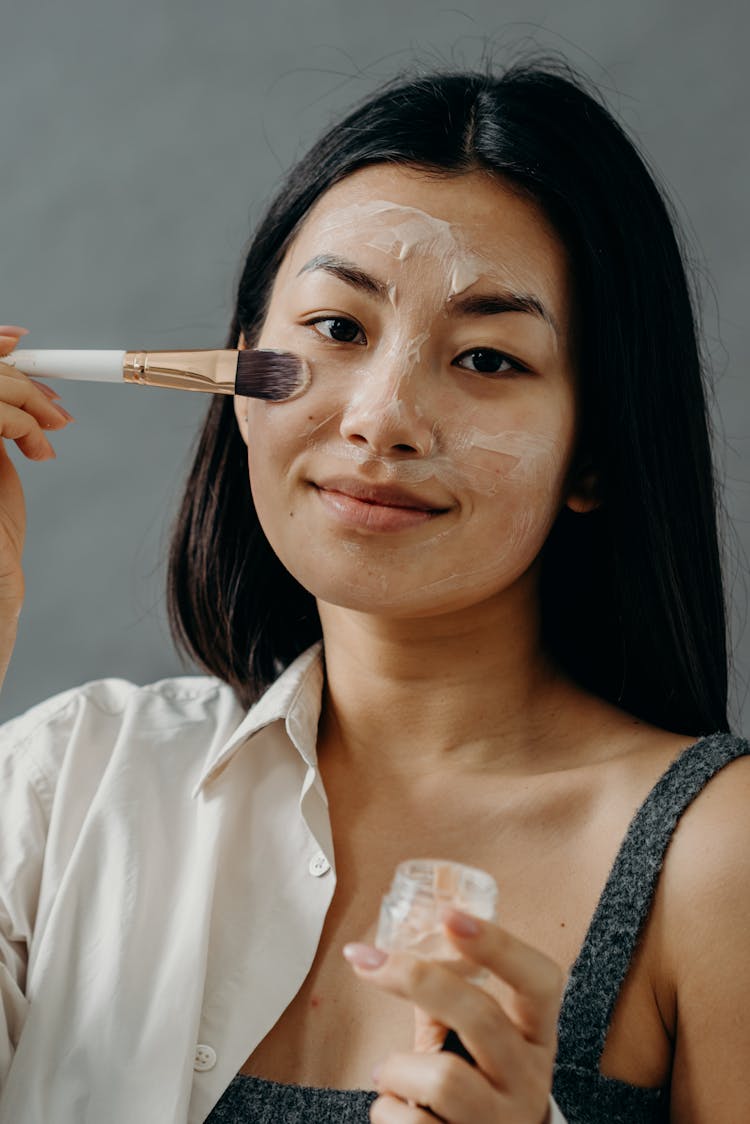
[166,57,729,735]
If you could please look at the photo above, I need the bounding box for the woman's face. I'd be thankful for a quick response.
[234,164,592,618]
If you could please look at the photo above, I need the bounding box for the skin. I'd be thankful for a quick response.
[227,166,750,1123]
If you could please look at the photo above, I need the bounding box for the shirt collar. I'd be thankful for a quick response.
[191,642,324,798]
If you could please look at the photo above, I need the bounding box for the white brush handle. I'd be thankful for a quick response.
[3,350,126,382]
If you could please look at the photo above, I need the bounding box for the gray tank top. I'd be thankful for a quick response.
[204,732,749,1123]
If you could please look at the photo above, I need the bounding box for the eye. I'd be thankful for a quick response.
[305,316,366,345]
[454,348,528,377]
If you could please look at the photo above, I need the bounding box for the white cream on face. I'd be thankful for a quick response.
[246,175,577,616]
[299,198,565,501]
[319,200,493,297]
[304,429,560,494]
[317,199,560,327]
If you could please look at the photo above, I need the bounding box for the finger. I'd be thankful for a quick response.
[0,400,60,460]
[370,1092,436,1122]
[345,947,524,1091]
[0,373,73,430]
[440,910,565,1046]
[0,363,70,409]
[0,328,29,356]
[0,358,32,382]
[373,1050,502,1124]
[30,379,62,402]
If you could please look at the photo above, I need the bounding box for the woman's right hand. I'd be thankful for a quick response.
[0,325,75,605]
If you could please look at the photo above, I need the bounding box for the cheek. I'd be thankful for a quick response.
[243,405,292,523]
[420,420,573,507]
[243,392,337,529]
[468,443,569,561]
[248,364,350,452]
[245,390,326,461]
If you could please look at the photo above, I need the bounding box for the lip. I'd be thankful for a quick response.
[316,476,447,510]
[312,476,450,533]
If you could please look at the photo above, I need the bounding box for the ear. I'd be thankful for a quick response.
[233,332,250,447]
[565,460,601,514]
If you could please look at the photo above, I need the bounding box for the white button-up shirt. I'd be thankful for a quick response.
[0,643,567,1124]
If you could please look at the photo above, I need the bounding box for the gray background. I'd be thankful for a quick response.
[1,1,748,726]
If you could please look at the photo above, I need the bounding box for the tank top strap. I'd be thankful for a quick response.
[556,731,750,1071]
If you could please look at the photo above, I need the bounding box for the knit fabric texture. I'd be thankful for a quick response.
[204,732,749,1123]
[204,1075,376,1122]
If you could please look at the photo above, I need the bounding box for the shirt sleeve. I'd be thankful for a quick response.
[0,689,80,1090]
[0,739,45,1087]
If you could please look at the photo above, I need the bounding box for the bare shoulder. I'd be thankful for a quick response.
[650,742,750,1120]
[660,741,750,901]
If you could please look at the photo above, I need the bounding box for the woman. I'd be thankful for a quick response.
[0,59,748,1124]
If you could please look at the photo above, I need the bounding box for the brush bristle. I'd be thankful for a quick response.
[235,349,311,401]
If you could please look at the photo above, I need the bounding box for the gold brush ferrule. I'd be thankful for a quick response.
[122,350,239,394]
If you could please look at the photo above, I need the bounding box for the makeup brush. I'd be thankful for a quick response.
[2,348,311,400]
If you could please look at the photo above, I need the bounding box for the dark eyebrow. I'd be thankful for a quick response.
[448,291,558,337]
[296,253,558,337]
[297,254,390,300]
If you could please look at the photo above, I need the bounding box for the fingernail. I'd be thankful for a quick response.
[53,403,75,421]
[31,379,62,401]
[342,943,387,970]
[443,908,480,938]
[0,326,29,336]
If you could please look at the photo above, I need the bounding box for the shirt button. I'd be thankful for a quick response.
[309,851,331,877]
[194,1044,217,1071]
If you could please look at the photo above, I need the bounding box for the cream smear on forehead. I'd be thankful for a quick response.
[318,200,491,299]
[304,197,564,496]
[315,198,552,304]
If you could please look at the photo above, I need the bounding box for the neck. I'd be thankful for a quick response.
[316,576,570,781]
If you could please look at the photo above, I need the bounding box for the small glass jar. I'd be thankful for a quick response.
[375,858,499,983]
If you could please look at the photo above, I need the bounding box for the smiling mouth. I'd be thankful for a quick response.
[312,480,450,532]
[313,477,449,511]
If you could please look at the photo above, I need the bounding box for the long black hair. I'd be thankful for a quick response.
[166,57,729,735]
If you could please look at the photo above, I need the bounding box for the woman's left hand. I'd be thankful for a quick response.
[342,907,564,1123]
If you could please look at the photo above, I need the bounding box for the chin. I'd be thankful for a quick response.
[267,534,526,620]
[298,571,502,621]
[298,578,418,617]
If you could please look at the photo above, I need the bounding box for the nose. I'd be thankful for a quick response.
[338,362,435,457]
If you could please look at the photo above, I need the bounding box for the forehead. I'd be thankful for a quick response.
[282,164,570,301]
